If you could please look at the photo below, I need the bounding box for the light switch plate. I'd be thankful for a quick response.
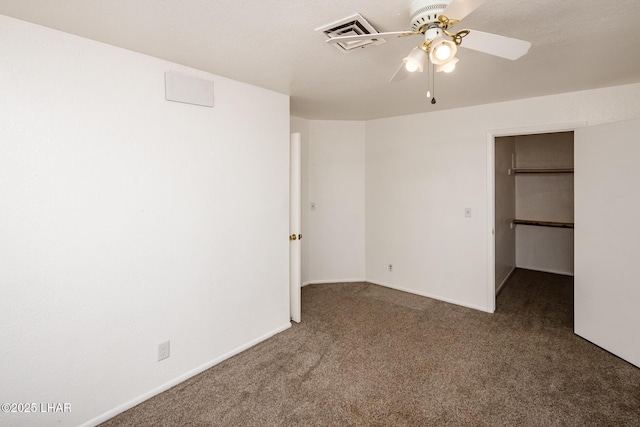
[158,341,170,361]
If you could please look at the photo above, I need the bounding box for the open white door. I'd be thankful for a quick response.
[574,118,640,368]
[289,133,301,323]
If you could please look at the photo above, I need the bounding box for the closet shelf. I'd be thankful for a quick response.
[513,219,574,228]
[512,167,574,174]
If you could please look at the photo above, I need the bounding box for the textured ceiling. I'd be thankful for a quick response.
[1,0,640,120]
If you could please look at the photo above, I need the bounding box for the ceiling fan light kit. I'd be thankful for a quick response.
[429,36,458,64]
[322,0,531,103]
[436,57,459,73]
[403,46,429,72]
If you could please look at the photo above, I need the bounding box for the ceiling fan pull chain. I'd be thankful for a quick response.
[426,58,431,98]
[431,62,437,104]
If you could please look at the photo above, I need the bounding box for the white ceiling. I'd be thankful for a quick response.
[2,0,640,120]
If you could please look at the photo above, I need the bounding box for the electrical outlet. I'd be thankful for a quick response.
[158,340,170,362]
[388,264,393,272]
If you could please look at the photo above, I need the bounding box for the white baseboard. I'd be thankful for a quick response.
[80,322,292,427]
[496,266,516,295]
[366,280,490,313]
[302,278,367,287]
[303,279,490,312]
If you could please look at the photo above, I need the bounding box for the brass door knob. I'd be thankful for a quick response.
[289,234,297,241]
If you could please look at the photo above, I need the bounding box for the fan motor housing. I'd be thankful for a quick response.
[409,0,452,31]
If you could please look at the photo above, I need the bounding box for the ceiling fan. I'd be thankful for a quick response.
[325,0,531,103]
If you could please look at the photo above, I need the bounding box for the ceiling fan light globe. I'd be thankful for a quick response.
[405,61,419,72]
[442,62,456,73]
[402,47,428,73]
[429,38,457,65]
[435,44,451,61]
[435,57,459,73]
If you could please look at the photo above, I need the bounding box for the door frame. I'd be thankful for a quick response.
[485,121,585,312]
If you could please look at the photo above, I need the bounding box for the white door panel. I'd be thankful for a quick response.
[289,133,301,323]
[574,118,640,367]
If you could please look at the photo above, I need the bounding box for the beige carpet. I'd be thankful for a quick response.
[101,269,640,426]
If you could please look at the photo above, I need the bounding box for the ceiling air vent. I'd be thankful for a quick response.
[316,14,386,52]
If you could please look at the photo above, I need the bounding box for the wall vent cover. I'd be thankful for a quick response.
[316,14,386,52]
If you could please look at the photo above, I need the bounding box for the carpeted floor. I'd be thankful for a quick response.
[101,269,640,426]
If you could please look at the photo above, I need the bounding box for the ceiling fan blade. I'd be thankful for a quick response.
[460,30,531,60]
[441,0,489,21]
[390,62,410,83]
[325,30,416,44]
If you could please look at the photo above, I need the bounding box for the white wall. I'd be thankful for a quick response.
[0,15,290,427]
[291,118,366,285]
[515,226,574,275]
[494,137,516,292]
[514,132,574,275]
[366,83,640,311]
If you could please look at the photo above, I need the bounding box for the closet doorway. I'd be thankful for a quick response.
[488,119,639,367]
[494,131,575,303]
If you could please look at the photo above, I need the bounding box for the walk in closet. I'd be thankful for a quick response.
[494,132,574,293]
